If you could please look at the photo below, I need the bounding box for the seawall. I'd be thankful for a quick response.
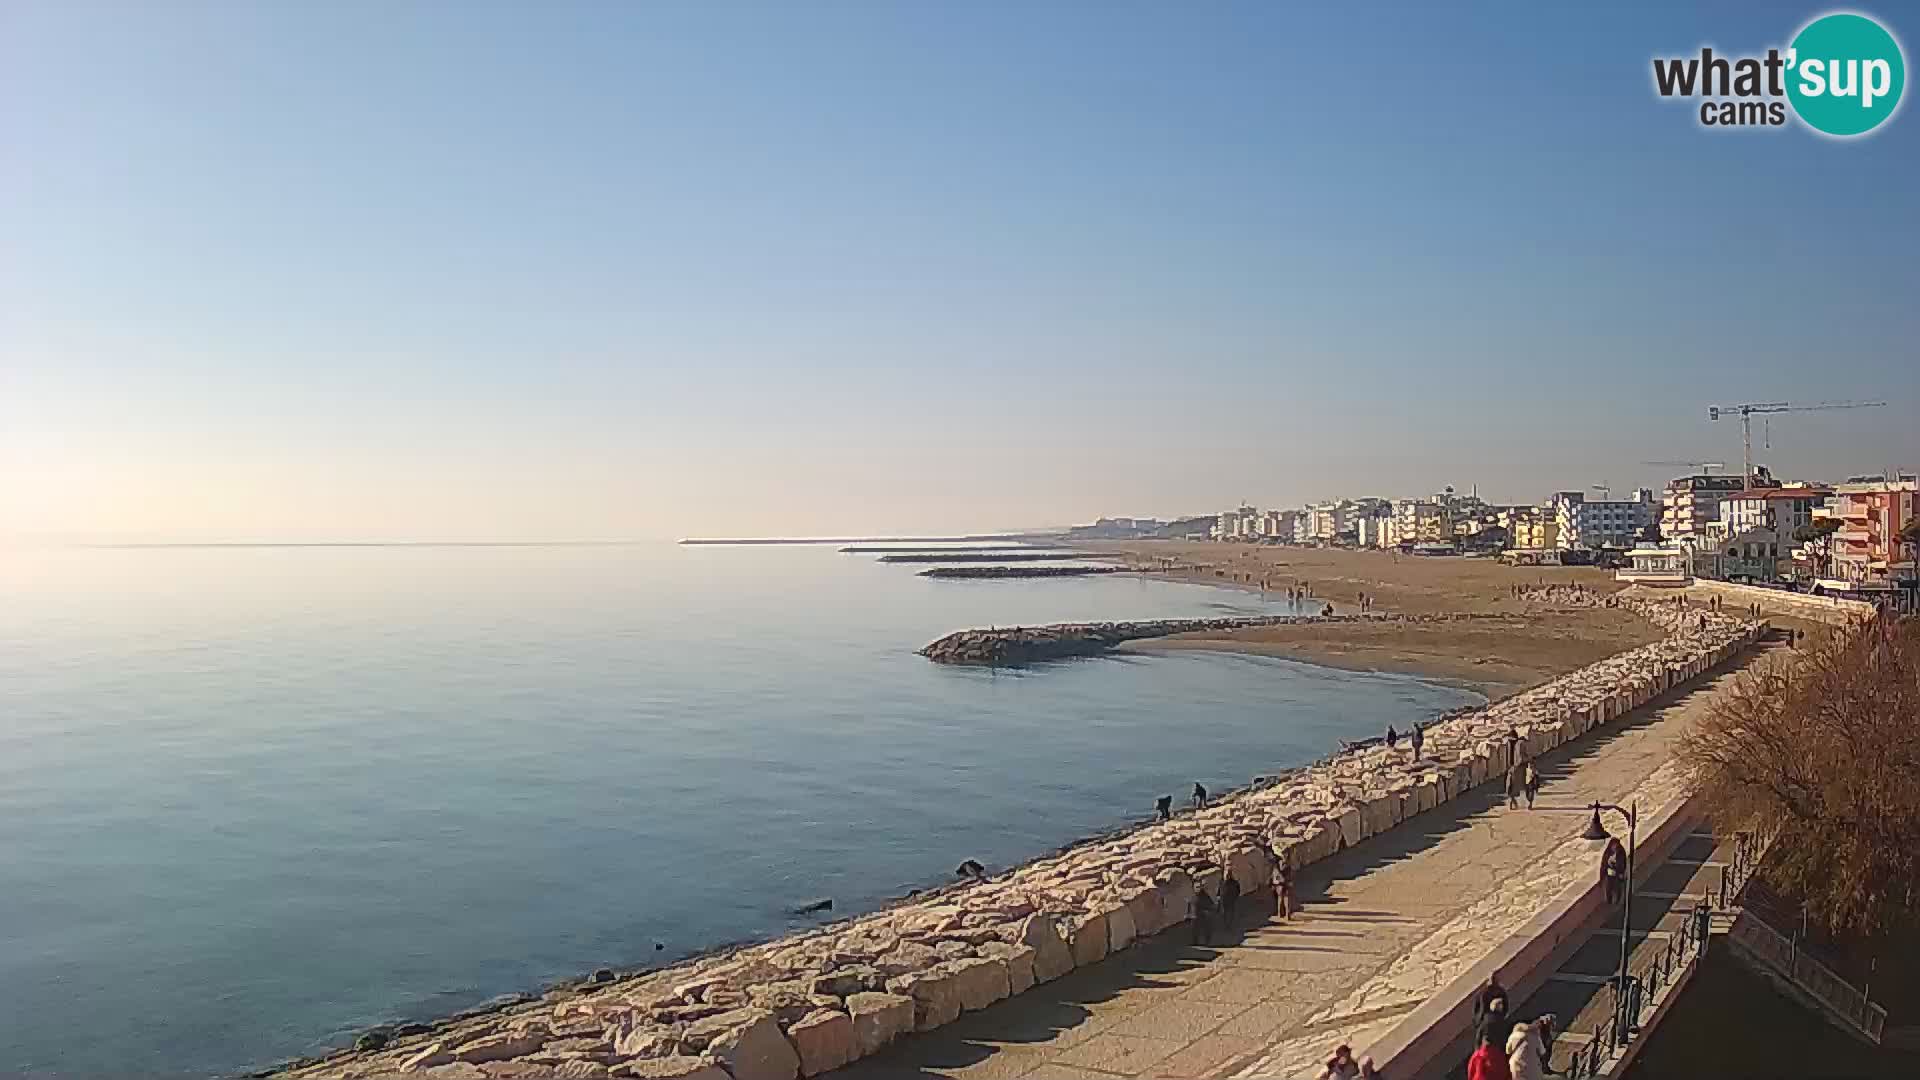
[285,601,1763,1080]
[1668,579,1877,626]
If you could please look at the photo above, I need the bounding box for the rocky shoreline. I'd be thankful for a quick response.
[279,600,1762,1080]
[918,612,1505,666]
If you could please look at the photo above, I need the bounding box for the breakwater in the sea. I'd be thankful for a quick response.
[918,612,1505,666]
[917,566,1127,581]
[839,545,1061,554]
[878,552,1087,564]
[280,600,1760,1080]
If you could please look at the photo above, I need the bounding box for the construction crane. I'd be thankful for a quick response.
[1642,460,1727,475]
[1708,401,1887,485]
[1591,483,1613,500]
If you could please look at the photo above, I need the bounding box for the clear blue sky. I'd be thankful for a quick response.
[4,1,1916,540]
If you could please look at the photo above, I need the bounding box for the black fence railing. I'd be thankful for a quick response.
[1717,829,1762,909]
[1554,898,1715,1079]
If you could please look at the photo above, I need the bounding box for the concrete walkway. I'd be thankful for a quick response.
[825,647,1769,1080]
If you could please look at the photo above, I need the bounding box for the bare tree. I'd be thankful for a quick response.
[1680,615,1920,934]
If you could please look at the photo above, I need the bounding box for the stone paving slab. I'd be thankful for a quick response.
[824,649,1766,1080]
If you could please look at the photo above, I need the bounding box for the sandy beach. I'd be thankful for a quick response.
[1106,542,1661,698]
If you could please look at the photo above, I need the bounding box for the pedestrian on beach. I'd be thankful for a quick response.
[1155,795,1173,822]
[1505,760,1523,810]
[1601,835,1627,905]
[1386,724,1399,750]
[1192,886,1217,946]
[1319,1043,1361,1080]
[1411,723,1425,762]
[1192,782,1209,809]
[1505,726,1521,764]
[1466,1023,1513,1080]
[1220,873,1241,926]
[1523,762,1539,810]
[1506,1019,1547,1080]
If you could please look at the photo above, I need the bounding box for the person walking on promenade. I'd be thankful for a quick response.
[1155,795,1173,822]
[1411,723,1425,762]
[1192,886,1217,946]
[1601,834,1627,905]
[1506,760,1523,810]
[1506,1019,1547,1080]
[1386,724,1399,750]
[1273,850,1298,921]
[1467,1024,1513,1080]
[1523,762,1539,810]
[1473,974,1510,1033]
[1220,873,1241,926]
[1319,1043,1361,1080]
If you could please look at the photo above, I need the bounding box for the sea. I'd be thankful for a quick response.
[0,543,1482,1079]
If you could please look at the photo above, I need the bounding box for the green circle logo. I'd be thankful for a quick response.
[1787,12,1906,136]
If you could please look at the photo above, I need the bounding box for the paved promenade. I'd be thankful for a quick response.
[826,647,1766,1080]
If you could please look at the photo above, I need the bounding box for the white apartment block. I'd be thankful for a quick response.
[1709,485,1829,540]
[1552,489,1656,550]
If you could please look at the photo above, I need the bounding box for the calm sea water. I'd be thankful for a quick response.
[0,544,1479,1079]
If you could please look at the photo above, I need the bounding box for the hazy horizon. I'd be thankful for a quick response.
[6,1,1917,543]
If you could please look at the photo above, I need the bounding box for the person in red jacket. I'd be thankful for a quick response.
[1467,1023,1513,1080]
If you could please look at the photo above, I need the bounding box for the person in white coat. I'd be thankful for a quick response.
[1505,1019,1547,1080]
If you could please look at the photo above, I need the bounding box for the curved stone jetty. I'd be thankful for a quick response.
[282,599,1760,1080]
[916,566,1126,581]
[878,552,1086,564]
[918,612,1505,666]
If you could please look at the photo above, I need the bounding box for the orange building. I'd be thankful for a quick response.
[1819,478,1919,588]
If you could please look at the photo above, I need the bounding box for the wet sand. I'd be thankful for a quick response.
[1109,542,1660,698]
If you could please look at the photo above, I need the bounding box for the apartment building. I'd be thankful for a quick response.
[1212,505,1259,540]
[1710,485,1829,539]
[1552,489,1656,550]
[1391,499,1447,544]
[1659,473,1750,547]
[1820,478,1919,587]
[1257,508,1300,539]
[1509,508,1560,551]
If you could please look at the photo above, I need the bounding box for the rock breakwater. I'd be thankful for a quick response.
[282,601,1762,1080]
[918,612,1506,666]
[916,566,1126,580]
[878,552,1086,564]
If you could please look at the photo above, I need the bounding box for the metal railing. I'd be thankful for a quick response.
[1718,829,1762,909]
[1710,827,1885,1042]
[1555,898,1715,1079]
[1727,912,1888,1043]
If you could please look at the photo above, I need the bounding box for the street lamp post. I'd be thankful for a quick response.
[1581,801,1640,1044]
